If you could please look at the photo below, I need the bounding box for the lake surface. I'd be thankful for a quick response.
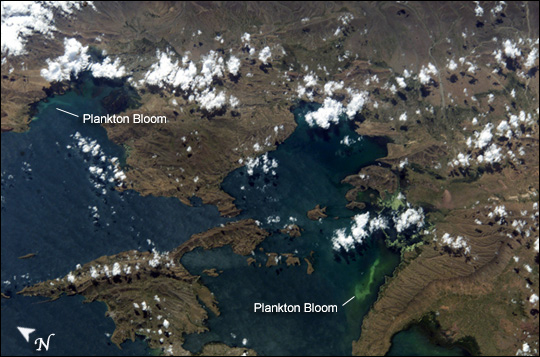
[181,103,400,355]
[1,79,465,356]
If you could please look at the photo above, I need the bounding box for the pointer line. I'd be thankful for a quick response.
[56,108,79,117]
[342,296,355,306]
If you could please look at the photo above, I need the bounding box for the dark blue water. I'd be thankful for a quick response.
[1,295,149,356]
[1,80,228,355]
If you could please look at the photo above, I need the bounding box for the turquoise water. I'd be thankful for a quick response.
[2,79,466,356]
[181,104,401,355]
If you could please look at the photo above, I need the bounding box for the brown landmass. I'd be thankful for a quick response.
[304,258,315,275]
[1,1,398,216]
[307,204,328,220]
[352,8,539,350]
[174,219,268,257]
[342,165,399,208]
[198,343,256,356]
[354,201,539,356]
[265,253,279,268]
[17,253,37,259]
[280,224,302,238]
[203,268,221,277]
[251,252,311,273]
[284,254,301,267]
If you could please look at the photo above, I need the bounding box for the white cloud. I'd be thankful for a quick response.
[525,47,538,68]
[227,55,241,76]
[332,212,390,251]
[340,135,357,146]
[143,51,178,86]
[452,152,470,167]
[244,153,278,176]
[198,88,226,111]
[503,39,521,58]
[399,158,409,169]
[479,143,503,164]
[439,233,471,254]
[332,213,369,251]
[141,49,236,112]
[473,123,493,149]
[369,215,388,231]
[474,1,484,16]
[496,120,512,138]
[488,205,507,220]
[345,90,369,118]
[112,262,121,276]
[41,38,89,81]
[90,57,126,78]
[304,89,368,129]
[394,207,424,233]
[241,32,250,43]
[229,95,239,108]
[1,1,93,56]
[198,50,224,87]
[259,46,271,64]
[305,98,343,129]
[338,13,354,25]
[418,63,438,84]
[324,80,344,95]
[303,74,317,87]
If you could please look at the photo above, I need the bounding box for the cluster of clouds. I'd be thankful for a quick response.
[304,89,369,129]
[40,38,126,81]
[393,206,425,233]
[449,109,536,169]
[258,46,272,64]
[68,131,127,195]
[331,196,425,251]
[492,37,539,72]
[1,1,94,56]
[418,63,438,85]
[435,233,471,254]
[443,36,537,90]
[138,34,280,112]
[456,200,540,262]
[334,12,354,37]
[331,212,386,251]
[140,49,239,111]
[63,249,175,285]
[242,152,278,176]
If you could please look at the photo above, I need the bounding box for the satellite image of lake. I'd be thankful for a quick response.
[1,1,538,356]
